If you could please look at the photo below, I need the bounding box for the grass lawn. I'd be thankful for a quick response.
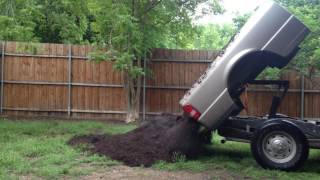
[0,118,319,180]
[0,118,136,180]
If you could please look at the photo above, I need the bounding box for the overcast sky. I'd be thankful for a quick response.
[196,0,267,24]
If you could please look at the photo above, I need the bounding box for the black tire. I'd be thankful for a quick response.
[251,122,309,171]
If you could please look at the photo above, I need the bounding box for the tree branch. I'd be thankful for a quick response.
[143,0,162,14]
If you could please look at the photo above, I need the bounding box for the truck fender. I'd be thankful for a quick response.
[255,118,307,140]
[223,48,257,85]
[224,49,290,98]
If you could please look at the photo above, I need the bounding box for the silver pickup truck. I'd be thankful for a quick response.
[181,1,320,170]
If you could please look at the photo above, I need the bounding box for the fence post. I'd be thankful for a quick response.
[0,41,5,114]
[300,73,304,120]
[67,44,72,116]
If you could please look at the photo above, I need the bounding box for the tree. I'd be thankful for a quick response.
[191,24,235,50]
[232,13,251,31]
[89,0,222,122]
[276,0,320,77]
[33,0,91,44]
[0,0,38,41]
[0,0,93,43]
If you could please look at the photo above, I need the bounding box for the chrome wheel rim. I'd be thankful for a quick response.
[262,131,297,164]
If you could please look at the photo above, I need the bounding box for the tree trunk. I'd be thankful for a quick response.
[135,57,142,122]
[125,70,142,123]
[124,71,132,123]
[124,72,143,123]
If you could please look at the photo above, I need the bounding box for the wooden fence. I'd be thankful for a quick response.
[0,41,319,121]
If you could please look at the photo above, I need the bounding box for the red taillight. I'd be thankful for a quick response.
[183,104,201,120]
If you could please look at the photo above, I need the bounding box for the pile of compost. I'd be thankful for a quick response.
[69,114,210,167]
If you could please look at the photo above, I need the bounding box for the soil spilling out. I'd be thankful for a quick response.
[69,114,209,167]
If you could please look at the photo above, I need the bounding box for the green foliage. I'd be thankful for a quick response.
[90,0,222,70]
[0,0,39,41]
[171,152,187,163]
[258,68,281,80]
[0,0,91,43]
[0,15,35,41]
[232,13,251,30]
[33,0,90,44]
[191,24,236,50]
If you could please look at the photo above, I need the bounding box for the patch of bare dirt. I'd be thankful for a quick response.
[77,165,247,180]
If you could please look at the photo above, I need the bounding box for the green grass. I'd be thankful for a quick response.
[0,118,319,180]
[153,135,320,179]
[0,119,136,180]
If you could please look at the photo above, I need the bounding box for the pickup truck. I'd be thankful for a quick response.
[180,1,320,170]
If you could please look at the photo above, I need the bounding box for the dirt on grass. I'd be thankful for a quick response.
[77,165,244,180]
[69,114,209,167]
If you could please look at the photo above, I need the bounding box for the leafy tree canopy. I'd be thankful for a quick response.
[0,0,223,46]
[190,24,235,50]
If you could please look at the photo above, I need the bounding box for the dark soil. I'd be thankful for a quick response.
[69,114,209,167]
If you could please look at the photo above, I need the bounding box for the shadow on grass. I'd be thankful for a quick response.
[301,157,320,173]
[203,145,251,158]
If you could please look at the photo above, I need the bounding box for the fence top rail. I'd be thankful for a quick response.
[0,41,221,62]
[150,59,212,63]
[1,52,216,63]
[2,52,89,59]
[3,79,319,92]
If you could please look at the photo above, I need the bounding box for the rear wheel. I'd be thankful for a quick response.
[251,122,309,170]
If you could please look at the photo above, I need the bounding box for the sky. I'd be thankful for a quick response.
[196,0,267,25]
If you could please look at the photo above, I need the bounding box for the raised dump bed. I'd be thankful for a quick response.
[181,1,318,170]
